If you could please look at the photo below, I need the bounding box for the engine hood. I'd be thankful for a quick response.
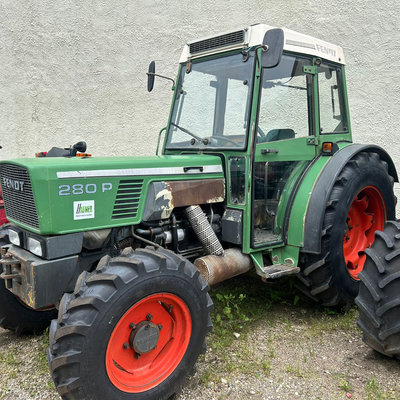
[0,154,224,234]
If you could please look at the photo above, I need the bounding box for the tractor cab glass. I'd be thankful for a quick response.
[166,52,254,150]
[317,63,348,134]
[257,54,313,142]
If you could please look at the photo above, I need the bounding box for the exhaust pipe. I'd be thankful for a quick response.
[194,248,253,285]
[185,205,224,256]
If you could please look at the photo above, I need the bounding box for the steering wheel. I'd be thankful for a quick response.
[257,126,266,138]
[206,136,238,146]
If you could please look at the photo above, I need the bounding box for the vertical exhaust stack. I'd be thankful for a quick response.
[185,205,224,256]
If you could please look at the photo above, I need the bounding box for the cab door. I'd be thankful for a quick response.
[251,54,317,249]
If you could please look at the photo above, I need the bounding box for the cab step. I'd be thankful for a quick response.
[257,263,300,279]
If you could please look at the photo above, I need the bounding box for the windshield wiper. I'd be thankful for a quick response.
[170,122,202,142]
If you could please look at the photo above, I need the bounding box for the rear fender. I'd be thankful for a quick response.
[301,144,397,254]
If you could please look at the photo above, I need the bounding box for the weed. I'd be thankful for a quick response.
[286,363,306,378]
[307,307,358,337]
[365,379,398,400]
[284,317,292,331]
[199,368,213,386]
[37,328,50,373]
[47,380,55,390]
[0,352,18,366]
[261,360,271,375]
[339,378,351,392]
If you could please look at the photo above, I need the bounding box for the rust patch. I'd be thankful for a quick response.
[166,179,225,207]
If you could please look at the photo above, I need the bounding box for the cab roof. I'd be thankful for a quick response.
[180,23,345,65]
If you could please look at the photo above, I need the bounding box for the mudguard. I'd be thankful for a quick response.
[302,144,398,254]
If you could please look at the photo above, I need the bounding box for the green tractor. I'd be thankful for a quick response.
[0,24,397,399]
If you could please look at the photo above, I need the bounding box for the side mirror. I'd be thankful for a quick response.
[261,28,284,68]
[147,61,155,92]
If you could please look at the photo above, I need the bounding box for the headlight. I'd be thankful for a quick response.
[8,229,22,246]
[27,237,43,257]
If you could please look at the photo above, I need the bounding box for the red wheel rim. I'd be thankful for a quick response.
[106,293,192,393]
[343,186,386,280]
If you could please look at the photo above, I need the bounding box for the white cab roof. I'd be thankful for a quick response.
[180,23,345,65]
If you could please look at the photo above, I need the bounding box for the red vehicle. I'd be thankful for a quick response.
[0,188,8,246]
[0,189,7,226]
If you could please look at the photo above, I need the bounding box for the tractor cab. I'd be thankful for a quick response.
[152,24,352,264]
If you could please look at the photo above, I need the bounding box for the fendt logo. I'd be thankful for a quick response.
[2,177,25,192]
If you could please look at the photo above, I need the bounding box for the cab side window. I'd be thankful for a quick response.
[258,55,313,142]
[318,64,348,134]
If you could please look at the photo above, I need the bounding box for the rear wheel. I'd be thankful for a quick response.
[356,221,400,359]
[48,247,212,400]
[297,152,395,307]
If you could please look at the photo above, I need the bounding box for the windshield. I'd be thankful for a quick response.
[166,52,254,150]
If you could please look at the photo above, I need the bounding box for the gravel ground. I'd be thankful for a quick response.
[0,285,399,400]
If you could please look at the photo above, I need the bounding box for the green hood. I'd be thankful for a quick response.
[0,154,224,234]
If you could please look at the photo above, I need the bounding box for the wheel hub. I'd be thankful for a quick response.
[106,293,192,393]
[343,186,386,280]
[129,321,160,354]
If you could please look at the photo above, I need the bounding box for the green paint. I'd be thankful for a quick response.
[271,244,299,267]
[2,155,223,235]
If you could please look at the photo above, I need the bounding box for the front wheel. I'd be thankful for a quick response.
[48,247,212,400]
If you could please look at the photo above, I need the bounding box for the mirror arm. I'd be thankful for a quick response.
[146,72,176,90]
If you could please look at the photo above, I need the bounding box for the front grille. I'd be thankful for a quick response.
[0,164,40,229]
[112,179,143,219]
[189,30,245,54]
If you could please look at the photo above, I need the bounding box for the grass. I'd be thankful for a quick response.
[196,272,392,397]
[365,379,398,400]
[338,378,351,392]
[0,352,19,366]
[286,363,307,378]
[306,307,359,338]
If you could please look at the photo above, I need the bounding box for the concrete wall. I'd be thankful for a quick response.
[1,0,399,199]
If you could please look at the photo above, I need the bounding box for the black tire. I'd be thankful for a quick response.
[48,246,213,400]
[297,152,395,307]
[356,221,400,359]
[0,264,57,334]
[0,223,9,247]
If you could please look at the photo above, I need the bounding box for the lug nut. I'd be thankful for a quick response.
[134,353,141,359]
[158,324,163,330]
[123,342,130,349]
[129,322,136,329]
[146,314,153,321]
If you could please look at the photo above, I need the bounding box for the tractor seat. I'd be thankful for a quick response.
[258,128,295,143]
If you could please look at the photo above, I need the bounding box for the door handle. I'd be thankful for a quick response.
[183,166,204,172]
[261,149,279,154]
